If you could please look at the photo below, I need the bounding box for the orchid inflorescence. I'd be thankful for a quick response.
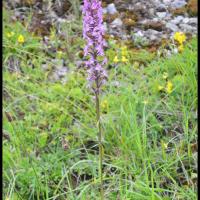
[83,0,107,91]
[82,1,106,198]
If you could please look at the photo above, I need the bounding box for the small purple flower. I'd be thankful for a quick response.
[83,0,107,88]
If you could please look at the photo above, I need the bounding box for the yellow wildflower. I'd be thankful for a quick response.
[113,56,119,63]
[18,34,25,44]
[121,46,128,56]
[6,31,14,38]
[173,32,186,44]
[133,61,140,70]
[101,100,108,110]
[162,72,168,79]
[163,142,168,149]
[178,44,184,52]
[121,56,128,63]
[57,51,64,58]
[161,140,168,149]
[158,85,164,91]
[166,81,173,94]
[121,46,127,51]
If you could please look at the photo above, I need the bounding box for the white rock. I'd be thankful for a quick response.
[182,17,190,24]
[103,8,107,15]
[179,24,195,32]
[162,34,168,39]
[156,12,167,18]
[134,30,144,37]
[152,18,159,22]
[107,3,118,15]
[176,15,184,21]
[164,13,173,20]
[163,0,172,5]
[145,29,162,41]
[146,29,160,35]
[111,18,123,27]
[149,8,155,16]
[156,4,167,12]
[171,16,184,24]
[188,18,197,25]
[171,0,187,9]
[166,22,179,32]
[149,34,158,41]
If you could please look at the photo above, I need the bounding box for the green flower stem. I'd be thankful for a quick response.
[95,78,104,200]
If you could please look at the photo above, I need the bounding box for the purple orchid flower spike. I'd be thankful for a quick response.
[82,1,107,199]
[83,0,107,91]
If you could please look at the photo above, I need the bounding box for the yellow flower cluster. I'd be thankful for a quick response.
[158,85,164,91]
[173,32,186,53]
[18,34,25,44]
[178,45,184,52]
[161,140,168,149]
[174,32,186,44]
[113,56,119,63]
[121,56,128,62]
[166,81,173,94]
[6,31,14,38]
[157,72,173,94]
[101,100,108,110]
[162,72,168,79]
[57,50,64,59]
[113,46,129,63]
[6,32,25,44]
[133,61,140,70]
[121,46,128,56]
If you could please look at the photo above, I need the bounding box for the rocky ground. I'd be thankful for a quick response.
[103,0,197,48]
[4,0,197,48]
[3,0,197,81]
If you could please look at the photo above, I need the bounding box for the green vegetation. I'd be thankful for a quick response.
[3,9,197,200]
